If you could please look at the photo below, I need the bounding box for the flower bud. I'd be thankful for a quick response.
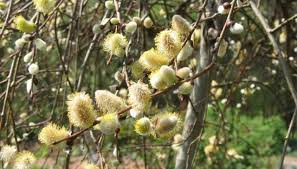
[176,67,192,79]
[110,18,120,25]
[177,82,193,95]
[15,38,27,49]
[28,63,39,75]
[152,113,180,138]
[132,17,142,25]
[159,65,177,85]
[135,117,153,136]
[217,39,228,57]
[143,17,153,29]
[177,42,193,62]
[172,134,184,151]
[23,51,33,63]
[171,15,191,34]
[114,70,125,83]
[97,113,120,135]
[217,3,230,15]
[105,0,114,10]
[230,23,244,34]
[22,34,31,42]
[14,16,36,33]
[92,23,101,34]
[125,21,137,34]
[149,71,168,90]
[34,38,47,51]
[191,29,201,49]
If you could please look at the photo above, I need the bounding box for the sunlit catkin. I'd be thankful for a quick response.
[171,15,191,35]
[155,29,182,58]
[14,16,36,33]
[67,92,96,128]
[103,33,128,57]
[128,81,152,113]
[135,117,153,136]
[176,67,192,79]
[177,82,193,95]
[38,123,69,145]
[13,151,36,169]
[95,90,128,115]
[159,65,177,86]
[139,48,169,71]
[97,113,120,135]
[33,0,56,14]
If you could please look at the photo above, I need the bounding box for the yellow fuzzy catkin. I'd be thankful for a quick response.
[159,65,177,86]
[38,123,69,145]
[82,161,100,169]
[14,16,36,33]
[149,71,168,90]
[152,112,180,138]
[171,15,191,35]
[134,117,153,136]
[0,145,17,163]
[97,113,120,135]
[155,29,182,58]
[95,90,128,115]
[32,0,56,14]
[103,33,127,57]
[13,151,36,169]
[139,48,169,71]
[128,81,152,112]
[67,92,96,128]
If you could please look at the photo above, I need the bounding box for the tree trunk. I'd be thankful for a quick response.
[174,1,219,168]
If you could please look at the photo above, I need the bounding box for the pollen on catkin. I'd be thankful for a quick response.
[0,145,17,163]
[38,123,69,145]
[13,151,36,169]
[32,0,56,14]
[171,15,191,35]
[155,29,182,58]
[82,161,100,169]
[138,48,169,71]
[95,90,128,115]
[96,113,120,135]
[67,92,96,128]
[135,117,153,136]
[128,81,152,113]
[14,16,36,33]
[103,33,128,57]
[152,112,181,139]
